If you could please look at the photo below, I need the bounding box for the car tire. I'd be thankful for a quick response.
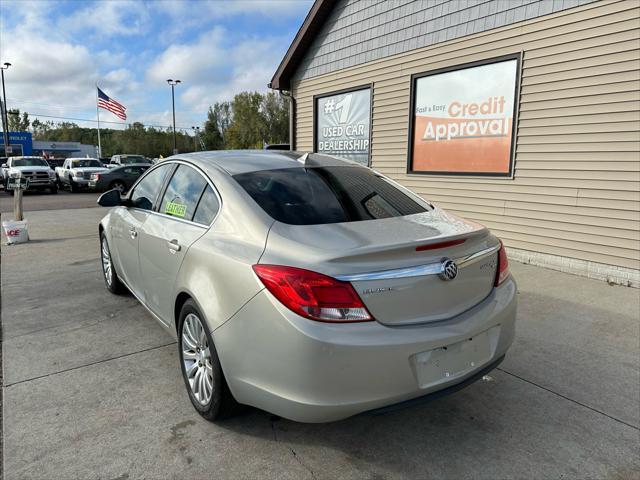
[70,179,78,193]
[100,232,125,294]
[110,180,126,194]
[178,299,239,421]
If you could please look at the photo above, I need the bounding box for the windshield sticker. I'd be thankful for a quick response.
[165,201,187,218]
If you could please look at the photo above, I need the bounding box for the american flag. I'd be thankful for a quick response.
[97,87,127,120]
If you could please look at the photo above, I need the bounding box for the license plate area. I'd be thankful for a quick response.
[411,326,500,388]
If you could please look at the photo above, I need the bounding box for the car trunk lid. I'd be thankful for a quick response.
[260,208,499,326]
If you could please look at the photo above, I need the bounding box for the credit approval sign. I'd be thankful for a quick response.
[315,86,371,166]
[409,56,520,176]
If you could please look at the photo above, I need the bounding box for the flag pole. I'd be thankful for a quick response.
[95,84,102,158]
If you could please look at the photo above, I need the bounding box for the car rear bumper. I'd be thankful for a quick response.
[213,276,517,423]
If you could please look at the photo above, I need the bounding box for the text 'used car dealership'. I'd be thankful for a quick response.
[270,0,640,287]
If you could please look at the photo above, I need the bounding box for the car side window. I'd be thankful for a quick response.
[192,186,220,225]
[159,165,208,220]
[130,164,173,211]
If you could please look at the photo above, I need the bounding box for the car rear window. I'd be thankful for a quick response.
[120,155,149,164]
[233,166,429,225]
[72,159,102,168]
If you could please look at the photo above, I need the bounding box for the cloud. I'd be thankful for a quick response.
[147,28,291,116]
[0,0,310,131]
[157,0,312,20]
[147,27,228,84]
[0,26,144,129]
[1,33,97,107]
[58,1,152,37]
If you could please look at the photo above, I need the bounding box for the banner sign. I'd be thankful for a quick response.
[409,56,520,176]
[315,87,371,166]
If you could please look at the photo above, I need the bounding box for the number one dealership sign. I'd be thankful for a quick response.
[315,87,371,166]
[410,56,520,176]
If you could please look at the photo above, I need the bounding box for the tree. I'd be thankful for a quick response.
[7,109,30,132]
[202,102,231,150]
[31,118,55,139]
[261,92,289,145]
[225,92,265,149]
[200,91,290,150]
[20,89,289,156]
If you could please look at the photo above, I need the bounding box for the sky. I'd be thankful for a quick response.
[0,0,312,134]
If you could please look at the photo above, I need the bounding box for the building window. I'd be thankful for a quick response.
[314,85,372,166]
[408,54,521,177]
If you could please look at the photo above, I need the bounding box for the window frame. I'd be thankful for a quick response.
[406,53,522,178]
[127,159,223,228]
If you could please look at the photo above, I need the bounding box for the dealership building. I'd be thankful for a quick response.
[270,0,640,286]
[0,131,97,158]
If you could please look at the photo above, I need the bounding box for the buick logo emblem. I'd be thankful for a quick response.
[439,259,458,281]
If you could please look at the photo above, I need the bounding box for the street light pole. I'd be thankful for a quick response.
[0,62,11,156]
[167,79,181,155]
[191,126,197,151]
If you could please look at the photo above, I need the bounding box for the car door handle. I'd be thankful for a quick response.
[167,239,181,253]
[129,228,137,239]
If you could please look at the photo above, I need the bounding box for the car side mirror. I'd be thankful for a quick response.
[97,188,125,207]
[1,164,7,168]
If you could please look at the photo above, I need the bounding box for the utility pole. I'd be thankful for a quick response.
[167,79,181,155]
[196,127,206,150]
[191,126,198,151]
[0,62,11,156]
[191,126,204,151]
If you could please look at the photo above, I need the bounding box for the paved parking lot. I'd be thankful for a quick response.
[0,190,100,213]
[1,205,639,479]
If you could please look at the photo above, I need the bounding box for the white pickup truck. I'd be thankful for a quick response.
[55,158,109,192]
[108,154,152,169]
[1,156,58,194]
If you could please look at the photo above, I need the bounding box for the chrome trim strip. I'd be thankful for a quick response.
[336,244,500,282]
[337,262,443,282]
[456,244,501,267]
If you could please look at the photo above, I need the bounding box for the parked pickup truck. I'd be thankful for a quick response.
[1,156,58,194]
[108,154,151,168]
[55,158,109,192]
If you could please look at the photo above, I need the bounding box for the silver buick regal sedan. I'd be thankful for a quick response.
[97,151,516,423]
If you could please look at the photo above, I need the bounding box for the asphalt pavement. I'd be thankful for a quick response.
[0,189,100,213]
[1,206,639,479]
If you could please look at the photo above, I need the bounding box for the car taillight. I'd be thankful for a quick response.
[494,240,510,286]
[92,174,100,180]
[252,264,373,323]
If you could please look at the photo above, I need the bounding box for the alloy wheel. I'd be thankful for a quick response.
[101,238,112,287]
[182,313,214,405]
